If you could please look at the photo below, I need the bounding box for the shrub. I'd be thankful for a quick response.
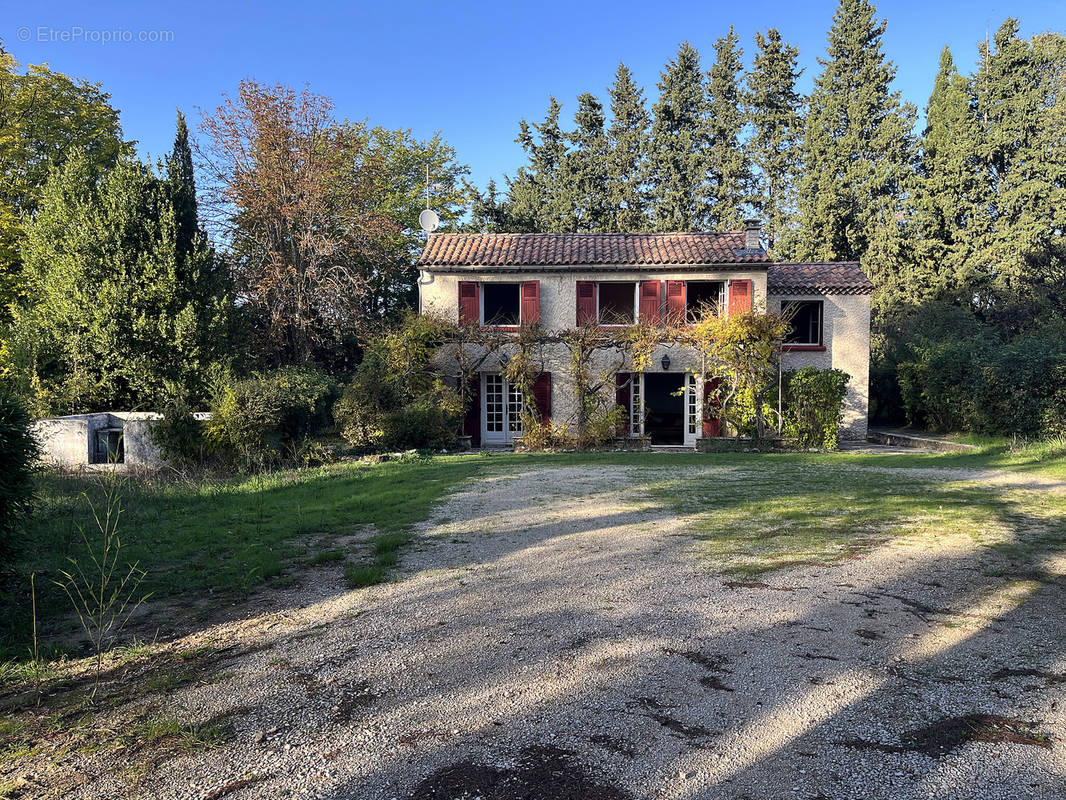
[150,395,207,468]
[783,367,850,449]
[576,402,625,448]
[379,396,460,451]
[206,367,339,470]
[335,320,462,452]
[967,336,1066,438]
[0,389,37,571]
[519,414,576,451]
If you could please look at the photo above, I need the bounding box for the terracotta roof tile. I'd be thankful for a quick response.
[417,231,768,267]
[767,262,873,295]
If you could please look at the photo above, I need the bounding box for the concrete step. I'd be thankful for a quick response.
[867,429,979,453]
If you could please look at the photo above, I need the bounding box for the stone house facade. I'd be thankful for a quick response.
[417,223,872,447]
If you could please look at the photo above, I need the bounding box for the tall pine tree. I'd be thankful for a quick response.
[795,0,916,265]
[705,26,751,230]
[565,93,611,232]
[509,97,572,231]
[745,29,804,254]
[649,42,708,231]
[908,47,980,307]
[606,63,651,232]
[966,20,1066,313]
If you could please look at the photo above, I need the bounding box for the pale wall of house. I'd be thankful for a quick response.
[768,293,871,439]
[420,268,770,329]
[422,270,870,442]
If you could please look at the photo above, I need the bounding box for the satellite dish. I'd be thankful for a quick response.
[419,209,440,233]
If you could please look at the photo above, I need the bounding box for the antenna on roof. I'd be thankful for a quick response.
[419,163,440,233]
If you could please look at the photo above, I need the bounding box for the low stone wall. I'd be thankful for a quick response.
[695,436,793,453]
[866,429,979,453]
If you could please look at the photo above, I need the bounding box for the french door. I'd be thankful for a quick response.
[482,373,524,445]
[684,373,699,448]
[628,372,700,447]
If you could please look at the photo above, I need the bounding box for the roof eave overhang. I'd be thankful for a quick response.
[768,285,874,296]
[419,261,770,274]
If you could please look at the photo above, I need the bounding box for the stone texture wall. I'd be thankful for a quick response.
[768,293,871,439]
[32,412,164,469]
[420,268,770,327]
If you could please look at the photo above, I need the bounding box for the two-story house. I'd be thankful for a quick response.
[417,221,872,448]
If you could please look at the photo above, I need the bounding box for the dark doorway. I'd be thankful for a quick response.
[643,373,684,445]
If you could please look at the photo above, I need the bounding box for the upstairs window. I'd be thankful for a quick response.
[482,283,520,326]
[598,282,636,325]
[686,281,725,323]
[783,300,823,345]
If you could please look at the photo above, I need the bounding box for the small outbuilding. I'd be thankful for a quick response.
[32,412,165,470]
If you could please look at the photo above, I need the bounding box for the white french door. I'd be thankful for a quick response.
[630,373,644,437]
[482,373,524,445]
[629,372,699,447]
[684,373,699,448]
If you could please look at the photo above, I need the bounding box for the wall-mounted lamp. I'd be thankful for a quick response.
[661,354,671,371]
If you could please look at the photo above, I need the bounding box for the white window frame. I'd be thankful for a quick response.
[685,280,726,323]
[596,281,638,327]
[480,282,521,327]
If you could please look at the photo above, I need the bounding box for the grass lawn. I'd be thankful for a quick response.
[485,443,1066,578]
[1,455,485,660]
[3,439,1064,662]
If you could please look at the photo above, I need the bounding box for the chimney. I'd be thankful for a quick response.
[744,219,762,252]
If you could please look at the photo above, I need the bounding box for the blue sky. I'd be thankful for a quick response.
[4,1,1062,190]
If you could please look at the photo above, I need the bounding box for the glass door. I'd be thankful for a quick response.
[630,373,644,437]
[482,373,524,445]
[685,373,699,448]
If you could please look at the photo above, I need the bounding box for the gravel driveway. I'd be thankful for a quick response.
[46,462,1066,799]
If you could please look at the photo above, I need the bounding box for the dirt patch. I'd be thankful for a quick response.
[841,714,1053,756]
[334,679,377,722]
[202,775,269,800]
[406,745,631,800]
[991,668,1066,684]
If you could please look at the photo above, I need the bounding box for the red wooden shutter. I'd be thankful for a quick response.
[463,375,481,446]
[666,280,686,324]
[576,281,596,325]
[616,372,631,435]
[520,280,540,325]
[728,279,752,315]
[702,378,722,437]
[458,281,480,325]
[639,280,661,324]
[532,372,552,421]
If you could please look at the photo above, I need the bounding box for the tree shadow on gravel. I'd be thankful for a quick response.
[9,458,1066,800]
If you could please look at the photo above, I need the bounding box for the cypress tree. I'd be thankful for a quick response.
[649,42,708,232]
[745,28,804,255]
[909,47,980,306]
[795,0,916,263]
[606,63,651,232]
[566,92,611,232]
[705,26,751,230]
[167,110,199,261]
[967,20,1066,313]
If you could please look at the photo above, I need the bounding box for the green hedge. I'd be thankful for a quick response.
[0,389,38,570]
[782,367,850,449]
